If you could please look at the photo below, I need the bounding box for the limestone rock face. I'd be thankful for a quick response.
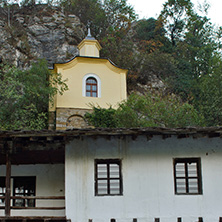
[0,5,85,68]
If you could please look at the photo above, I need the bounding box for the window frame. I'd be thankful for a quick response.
[13,176,36,207]
[0,177,5,205]
[82,74,101,98]
[86,77,98,97]
[95,159,123,196]
[174,158,202,195]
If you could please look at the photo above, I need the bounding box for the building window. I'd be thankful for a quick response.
[13,177,36,207]
[0,176,36,207]
[174,158,202,195]
[0,177,5,206]
[95,159,122,196]
[86,77,97,97]
[83,74,101,98]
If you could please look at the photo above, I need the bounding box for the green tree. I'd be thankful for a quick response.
[196,58,222,126]
[115,93,205,127]
[0,59,68,130]
[157,0,222,100]
[135,18,159,41]
[85,106,117,128]
[103,0,136,32]
[59,0,136,38]
[136,51,178,85]
[133,18,171,53]
[159,0,193,46]
[183,13,219,78]
[60,0,107,38]
[85,93,205,128]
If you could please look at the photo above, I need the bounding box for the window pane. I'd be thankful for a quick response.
[86,77,98,97]
[175,163,185,177]
[15,199,24,207]
[188,162,197,177]
[174,158,201,195]
[15,187,24,194]
[97,180,108,195]
[110,164,120,178]
[87,78,97,84]
[110,179,120,195]
[176,179,186,193]
[188,178,198,193]
[92,85,97,91]
[97,164,107,178]
[13,177,36,207]
[95,160,122,196]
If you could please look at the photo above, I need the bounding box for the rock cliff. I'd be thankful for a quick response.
[0,5,165,93]
[0,4,85,68]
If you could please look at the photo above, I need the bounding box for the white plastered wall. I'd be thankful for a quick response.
[0,164,65,217]
[65,135,222,222]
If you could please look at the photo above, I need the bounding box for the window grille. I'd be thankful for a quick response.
[174,158,202,194]
[95,159,122,196]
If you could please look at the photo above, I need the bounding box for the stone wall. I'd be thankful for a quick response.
[55,108,92,130]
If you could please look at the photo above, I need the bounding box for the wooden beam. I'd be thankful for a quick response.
[11,196,65,200]
[11,206,65,210]
[5,153,11,217]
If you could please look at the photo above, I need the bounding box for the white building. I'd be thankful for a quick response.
[0,128,222,222]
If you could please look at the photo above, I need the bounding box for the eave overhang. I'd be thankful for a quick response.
[49,56,128,74]
[1,127,222,165]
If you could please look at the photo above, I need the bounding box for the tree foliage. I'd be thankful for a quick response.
[85,107,117,128]
[196,59,222,126]
[0,59,68,130]
[59,0,136,39]
[103,0,136,32]
[159,0,194,46]
[85,93,205,128]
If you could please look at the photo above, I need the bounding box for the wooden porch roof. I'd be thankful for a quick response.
[0,127,222,164]
[1,127,222,140]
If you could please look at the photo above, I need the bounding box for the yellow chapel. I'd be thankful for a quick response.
[49,30,128,130]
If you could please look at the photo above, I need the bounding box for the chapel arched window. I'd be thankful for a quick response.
[86,77,97,97]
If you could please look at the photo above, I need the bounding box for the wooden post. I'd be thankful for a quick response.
[5,153,11,217]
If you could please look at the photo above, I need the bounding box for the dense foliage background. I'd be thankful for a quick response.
[1,0,222,129]
[0,60,67,130]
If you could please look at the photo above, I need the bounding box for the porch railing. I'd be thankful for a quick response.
[0,195,65,211]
